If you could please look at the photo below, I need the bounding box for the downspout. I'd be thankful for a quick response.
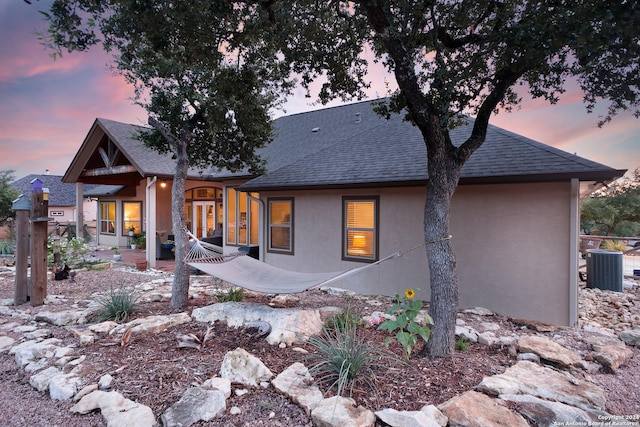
[247,194,265,261]
[569,178,580,327]
[146,176,157,267]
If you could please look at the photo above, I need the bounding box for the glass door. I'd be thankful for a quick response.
[193,202,217,238]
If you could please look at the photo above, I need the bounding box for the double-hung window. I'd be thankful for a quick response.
[343,197,378,261]
[268,198,293,254]
[99,201,116,235]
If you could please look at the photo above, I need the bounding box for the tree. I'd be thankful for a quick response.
[582,168,640,236]
[38,1,291,309]
[0,170,20,224]
[271,0,640,357]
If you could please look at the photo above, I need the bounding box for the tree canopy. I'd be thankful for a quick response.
[37,0,640,357]
[582,168,640,236]
[0,170,20,224]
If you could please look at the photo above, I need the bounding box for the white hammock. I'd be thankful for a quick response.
[183,231,432,294]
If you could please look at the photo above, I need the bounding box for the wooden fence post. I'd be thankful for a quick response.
[12,195,30,305]
[30,179,50,307]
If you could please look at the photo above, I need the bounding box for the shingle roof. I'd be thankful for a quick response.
[10,174,103,206]
[87,99,623,189]
[97,118,217,179]
[239,99,624,190]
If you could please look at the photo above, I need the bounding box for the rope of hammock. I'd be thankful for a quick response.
[183,230,452,294]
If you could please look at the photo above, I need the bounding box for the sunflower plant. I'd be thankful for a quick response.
[378,288,433,359]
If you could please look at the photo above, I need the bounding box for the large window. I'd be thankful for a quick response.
[99,201,116,235]
[343,197,378,261]
[268,198,293,254]
[225,187,259,246]
[123,202,142,234]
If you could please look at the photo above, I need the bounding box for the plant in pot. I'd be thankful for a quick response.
[128,226,135,237]
[111,246,121,261]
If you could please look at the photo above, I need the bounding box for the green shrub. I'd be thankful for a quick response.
[455,336,470,351]
[47,236,89,266]
[0,240,15,255]
[325,305,361,333]
[306,326,400,398]
[601,239,628,252]
[96,285,140,323]
[215,287,244,302]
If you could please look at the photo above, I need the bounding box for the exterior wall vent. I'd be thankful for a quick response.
[355,113,361,123]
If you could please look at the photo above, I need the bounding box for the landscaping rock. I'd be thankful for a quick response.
[477,361,606,412]
[500,393,611,425]
[375,407,446,427]
[192,302,334,345]
[439,391,528,427]
[160,387,226,427]
[619,329,640,347]
[517,335,582,367]
[110,312,191,336]
[70,390,156,427]
[272,362,324,414]
[219,348,273,387]
[311,396,376,427]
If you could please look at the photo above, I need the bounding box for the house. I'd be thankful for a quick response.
[62,99,624,326]
[10,174,106,237]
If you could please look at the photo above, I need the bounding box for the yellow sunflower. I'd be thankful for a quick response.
[404,288,416,299]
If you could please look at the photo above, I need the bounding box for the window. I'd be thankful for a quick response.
[225,187,259,246]
[268,198,293,253]
[123,202,142,234]
[99,201,116,235]
[343,197,378,261]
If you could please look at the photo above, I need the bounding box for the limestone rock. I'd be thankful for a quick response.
[439,391,528,427]
[35,310,85,326]
[70,390,156,427]
[585,335,634,371]
[29,366,61,392]
[272,362,323,414]
[311,396,376,427]
[88,320,119,334]
[110,312,191,336]
[49,372,81,400]
[375,406,446,427]
[455,325,478,343]
[500,393,610,425]
[202,377,232,398]
[462,307,494,316]
[192,302,327,345]
[619,329,640,347]
[10,338,62,367]
[420,405,448,427]
[161,387,226,427]
[0,335,15,353]
[478,361,606,412]
[517,335,582,367]
[220,348,273,387]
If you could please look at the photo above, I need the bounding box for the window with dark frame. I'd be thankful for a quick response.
[122,201,142,235]
[99,201,116,235]
[268,198,293,254]
[343,197,378,261]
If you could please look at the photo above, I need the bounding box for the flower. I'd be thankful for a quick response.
[404,288,415,299]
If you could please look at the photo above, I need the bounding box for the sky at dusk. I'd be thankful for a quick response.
[1,1,638,181]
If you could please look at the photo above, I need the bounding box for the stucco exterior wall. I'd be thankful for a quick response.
[263,181,575,326]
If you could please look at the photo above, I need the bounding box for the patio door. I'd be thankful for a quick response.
[193,202,217,238]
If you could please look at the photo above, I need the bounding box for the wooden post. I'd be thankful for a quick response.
[12,195,30,305]
[76,183,84,240]
[30,179,50,306]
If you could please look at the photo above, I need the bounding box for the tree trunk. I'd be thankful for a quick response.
[421,117,461,358]
[170,138,191,309]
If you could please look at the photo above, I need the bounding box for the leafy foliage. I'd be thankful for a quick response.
[47,236,89,266]
[0,170,20,224]
[96,285,140,323]
[378,289,433,360]
[306,325,400,398]
[455,336,470,352]
[581,168,640,236]
[325,305,362,333]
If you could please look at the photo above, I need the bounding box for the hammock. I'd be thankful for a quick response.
[184,230,446,294]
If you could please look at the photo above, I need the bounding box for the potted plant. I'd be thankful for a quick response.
[111,246,121,261]
[128,226,135,237]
